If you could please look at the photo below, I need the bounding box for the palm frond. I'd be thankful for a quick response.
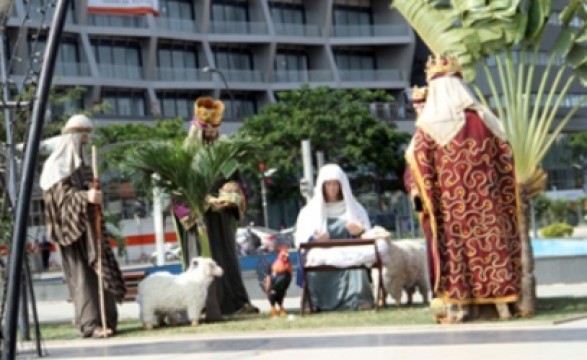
[392,0,535,80]
[124,137,257,218]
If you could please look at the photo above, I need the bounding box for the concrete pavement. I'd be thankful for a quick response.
[16,316,587,360]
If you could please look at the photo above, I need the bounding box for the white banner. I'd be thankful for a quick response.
[88,0,159,16]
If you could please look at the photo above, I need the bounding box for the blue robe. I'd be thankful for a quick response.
[307,217,374,311]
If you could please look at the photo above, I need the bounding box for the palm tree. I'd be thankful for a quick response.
[124,137,255,263]
[392,0,587,315]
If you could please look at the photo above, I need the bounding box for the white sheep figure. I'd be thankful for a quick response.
[137,257,223,329]
[364,226,430,306]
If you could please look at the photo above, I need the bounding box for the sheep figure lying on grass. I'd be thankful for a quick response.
[363,226,430,306]
[138,257,223,329]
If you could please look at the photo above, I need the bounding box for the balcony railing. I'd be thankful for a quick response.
[339,69,404,82]
[155,17,198,32]
[209,21,269,35]
[332,24,410,37]
[54,62,91,77]
[98,64,143,80]
[274,23,321,37]
[220,69,265,83]
[273,69,334,83]
[88,15,148,28]
[156,67,207,81]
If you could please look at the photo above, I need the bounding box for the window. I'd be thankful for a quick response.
[270,1,305,24]
[333,4,372,26]
[101,90,146,117]
[334,50,376,70]
[160,0,195,20]
[28,0,75,23]
[274,50,308,82]
[157,44,198,70]
[92,39,142,78]
[222,96,256,121]
[158,92,201,119]
[212,47,253,70]
[29,35,82,75]
[211,0,249,22]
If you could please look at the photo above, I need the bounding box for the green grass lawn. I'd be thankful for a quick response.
[37,296,587,341]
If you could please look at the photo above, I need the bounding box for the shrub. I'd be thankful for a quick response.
[540,223,574,238]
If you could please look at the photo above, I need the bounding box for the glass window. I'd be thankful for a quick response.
[161,0,195,20]
[101,90,146,117]
[158,92,202,119]
[211,0,249,22]
[334,51,376,70]
[221,96,256,121]
[212,47,253,70]
[333,5,372,26]
[28,0,75,23]
[270,2,305,24]
[157,44,199,73]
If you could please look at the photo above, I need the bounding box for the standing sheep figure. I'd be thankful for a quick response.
[138,257,223,329]
[364,227,430,306]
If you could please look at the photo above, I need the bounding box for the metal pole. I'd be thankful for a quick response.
[301,140,313,202]
[2,1,70,358]
[152,174,165,266]
[261,176,269,227]
[0,27,18,205]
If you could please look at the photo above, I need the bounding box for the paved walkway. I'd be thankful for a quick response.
[16,317,587,360]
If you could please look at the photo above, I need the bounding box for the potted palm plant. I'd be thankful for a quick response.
[124,136,255,264]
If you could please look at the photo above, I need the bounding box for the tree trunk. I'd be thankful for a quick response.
[516,192,537,316]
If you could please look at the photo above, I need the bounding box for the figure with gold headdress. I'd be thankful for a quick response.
[172,97,258,320]
[409,55,522,323]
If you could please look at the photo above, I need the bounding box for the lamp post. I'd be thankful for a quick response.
[202,66,238,122]
[258,162,276,228]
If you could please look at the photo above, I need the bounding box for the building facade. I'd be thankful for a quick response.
[3,0,417,134]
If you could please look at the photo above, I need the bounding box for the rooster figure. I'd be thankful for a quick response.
[258,247,292,317]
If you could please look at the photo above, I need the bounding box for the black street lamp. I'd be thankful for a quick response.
[202,66,238,121]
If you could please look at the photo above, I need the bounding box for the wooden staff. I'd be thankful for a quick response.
[91,146,110,338]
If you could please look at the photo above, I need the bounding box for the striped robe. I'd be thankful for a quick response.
[43,166,126,337]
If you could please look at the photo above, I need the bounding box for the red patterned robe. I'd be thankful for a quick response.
[407,109,521,305]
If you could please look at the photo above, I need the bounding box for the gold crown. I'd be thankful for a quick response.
[411,86,428,103]
[193,97,225,127]
[425,54,462,81]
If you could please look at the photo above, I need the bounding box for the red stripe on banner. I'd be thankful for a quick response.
[87,7,159,16]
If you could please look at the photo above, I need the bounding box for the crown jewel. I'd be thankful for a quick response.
[425,54,462,81]
[193,97,225,127]
[411,86,428,103]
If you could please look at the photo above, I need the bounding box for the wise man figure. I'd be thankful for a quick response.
[408,54,522,323]
[40,114,126,338]
[172,97,258,321]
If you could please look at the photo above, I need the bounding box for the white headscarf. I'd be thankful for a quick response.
[39,114,93,191]
[416,74,506,146]
[294,164,370,247]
